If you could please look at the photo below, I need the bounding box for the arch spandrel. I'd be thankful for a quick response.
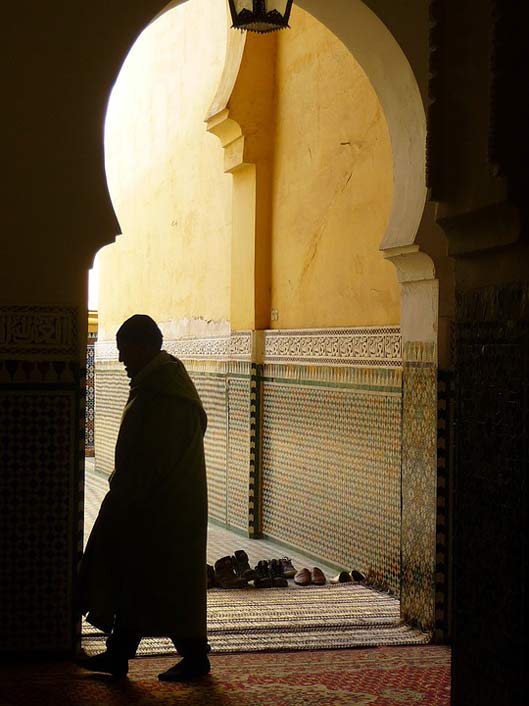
[296,0,427,254]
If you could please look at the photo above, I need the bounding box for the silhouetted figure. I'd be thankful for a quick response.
[77,314,209,681]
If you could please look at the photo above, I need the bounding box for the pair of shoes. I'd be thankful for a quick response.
[75,651,128,678]
[330,569,367,584]
[158,656,211,682]
[330,570,353,584]
[232,549,257,581]
[254,559,288,588]
[294,567,326,586]
[214,556,248,588]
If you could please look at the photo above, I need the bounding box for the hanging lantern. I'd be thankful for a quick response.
[228,0,294,34]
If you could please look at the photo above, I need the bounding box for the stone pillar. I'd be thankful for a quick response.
[385,246,439,631]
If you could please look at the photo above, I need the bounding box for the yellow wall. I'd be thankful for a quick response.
[270,5,399,328]
[97,0,232,341]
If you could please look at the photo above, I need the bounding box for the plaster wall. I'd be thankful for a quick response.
[97,0,232,342]
[270,5,399,328]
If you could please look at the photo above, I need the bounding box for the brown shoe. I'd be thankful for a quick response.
[233,550,257,581]
[294,567,311,586]
[311,567,326,585]
[214,556,248,588]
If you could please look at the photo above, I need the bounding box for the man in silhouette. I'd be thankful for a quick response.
[77,314,209,681]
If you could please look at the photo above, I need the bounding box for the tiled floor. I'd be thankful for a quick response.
[84,459,337,576]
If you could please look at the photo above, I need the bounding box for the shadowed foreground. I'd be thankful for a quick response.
[1,645,450,706]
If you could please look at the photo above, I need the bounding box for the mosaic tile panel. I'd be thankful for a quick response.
[435,370,454,642]
[84,334,96,455]
[401,361,437,631]
[248,364,262,537]
[226,375,251,532]
[0,306,80,653]
[260,371,402,595]
[0,390,76,651]
[190,372,228,524]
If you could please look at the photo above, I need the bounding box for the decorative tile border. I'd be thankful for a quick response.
[248,364,262,537]
[95,332,253,362]
[263,327,402,367]
[403,340,436,365]
[0,306,78,360]
[96,328,402,369]
[263,363,402,392]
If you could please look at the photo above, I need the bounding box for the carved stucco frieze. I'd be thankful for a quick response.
[263,327,402,367]
[0,306,78,360]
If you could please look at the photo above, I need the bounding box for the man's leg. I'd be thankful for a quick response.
[106,626,142,660]
[157,636,211,682]
[76,618,142,677]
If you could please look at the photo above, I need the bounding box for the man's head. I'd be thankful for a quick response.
[116,314,163,379]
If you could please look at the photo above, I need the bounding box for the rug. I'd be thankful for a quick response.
[82,583,430,656]
[0,646,451,706]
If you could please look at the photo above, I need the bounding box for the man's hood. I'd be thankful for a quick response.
[131,351,207,432]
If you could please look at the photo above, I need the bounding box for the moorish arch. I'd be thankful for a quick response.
[95,0,439,631]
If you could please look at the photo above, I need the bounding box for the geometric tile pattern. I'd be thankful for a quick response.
[226,375,251,532]
[84,333,96,455]
[0,305,79,654]
[452,308,528,705]
[261,371,402,595]
[0,390,76,651]
[248,364,262,536]
[401,361,437,631]
[434,370,453,642]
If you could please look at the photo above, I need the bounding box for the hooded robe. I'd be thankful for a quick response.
[79,351,208,638]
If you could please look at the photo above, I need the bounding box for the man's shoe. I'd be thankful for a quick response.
[253,559,273,588]
[279,557,297,579]
[311,567,326,585]
[293,567,311,586]
[351,569,367,583]
[330,570,352,584]
[158,656,211,682]
[214,556,248,588]
[268,559,288,587]
[233,550,257,581]
[75,651,128,678]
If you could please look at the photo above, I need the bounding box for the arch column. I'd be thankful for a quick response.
[384,245,439,631]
